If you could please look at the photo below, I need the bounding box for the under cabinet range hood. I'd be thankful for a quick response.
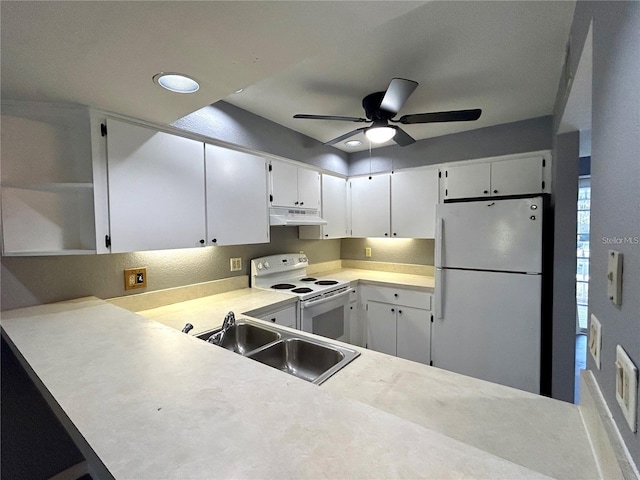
[269,208,327,226]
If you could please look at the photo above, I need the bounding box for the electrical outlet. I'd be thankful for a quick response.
[615,345,638,432]
[230,257,242,272]
[124,267,147,290]
[365,247,372,258]
[588,314,602,369]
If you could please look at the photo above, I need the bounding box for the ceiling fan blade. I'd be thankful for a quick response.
[398,109,482,124]
[379,78,419,114]
[392,126,416,147]
[293,114,367,123]
[323,127,369,146]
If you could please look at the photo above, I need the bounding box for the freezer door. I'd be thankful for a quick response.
[435,197,543,273]
[432,269,541,394]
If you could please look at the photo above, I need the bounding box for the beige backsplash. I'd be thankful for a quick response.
[309,260,433,276]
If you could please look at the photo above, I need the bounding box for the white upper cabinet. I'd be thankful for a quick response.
[106,119,206,253]
[270,161,298,208]
[443,163,492,200]
[443,154,549,200]
[391,168,439,238]
[297,167,321,209]
[350,175,391,238]
[270,160,321,210]
[490,156,545,196]
[205,144,269,246]
[1,102,109,256]
[299,173,348,240]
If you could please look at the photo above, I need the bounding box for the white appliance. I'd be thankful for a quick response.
[250,254,351,343]
[433,196,549,394]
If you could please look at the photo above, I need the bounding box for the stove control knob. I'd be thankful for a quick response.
[257,263,263,270]
[264,262,270,269]
[299,257,306,262]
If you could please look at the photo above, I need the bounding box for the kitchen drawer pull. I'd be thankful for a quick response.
[199,239,205,244]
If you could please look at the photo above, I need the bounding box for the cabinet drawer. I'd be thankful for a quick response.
[248,304,297,328]
[361,285,431,310]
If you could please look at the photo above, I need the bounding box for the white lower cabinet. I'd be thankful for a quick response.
[250,304,297,329]
[362,285,432,365]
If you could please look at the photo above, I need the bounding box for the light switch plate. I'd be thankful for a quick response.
[615,345,638,432]
[230,257,242,272]
[607,250,623,306]
[365,247,372,258]
[588,314,601,369]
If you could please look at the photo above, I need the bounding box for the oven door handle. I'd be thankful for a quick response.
[301,289,351,308]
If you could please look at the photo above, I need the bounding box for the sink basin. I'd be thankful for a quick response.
[196,322,280,355]
[194,318,359,384]
[248,338,354,384]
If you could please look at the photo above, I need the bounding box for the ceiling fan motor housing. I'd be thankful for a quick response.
[362,92,394,120]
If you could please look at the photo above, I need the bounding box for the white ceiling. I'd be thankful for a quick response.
[1,1,576,153]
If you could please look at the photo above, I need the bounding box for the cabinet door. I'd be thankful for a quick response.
[350,175,391,237]
[205,145,269,246]
[259,304,297,328]
[396,306,430,364]
[106,119,205,253]
[270,161,299,208]
[366,301,397,355]
[297,167,321,209]
[391,169,439,238]
[443,163,491,200]
[322,174,348,238]
[490,156,544,196]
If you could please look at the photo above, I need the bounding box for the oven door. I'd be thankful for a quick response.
[300,289,351,343]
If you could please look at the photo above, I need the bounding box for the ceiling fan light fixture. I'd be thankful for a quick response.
[365,126,396,144]
[344,140,362,147]
[153,73,200,93]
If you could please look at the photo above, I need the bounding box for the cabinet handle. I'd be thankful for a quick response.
[270,318,276,323]
[483,190,489,194]
[394,293,398,298]
[199,239,205,245]
[393,233,397,236]
[212,239,217,244]
[398,310,403,314]
[294,201,299,205]
[391,308,395,313]
[493,189,498,194]
[324,234,329,237]
[300,201,304,206]
[384,233,389,236]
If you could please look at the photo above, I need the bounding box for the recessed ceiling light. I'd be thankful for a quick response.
[345,140,362,147]
[152,73,200,93]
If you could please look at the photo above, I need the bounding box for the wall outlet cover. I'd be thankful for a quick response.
[588,314,601,369]
[124,267,147,290]
[230,257,242,272]
[365,247,372,258]
[615,345,638,433]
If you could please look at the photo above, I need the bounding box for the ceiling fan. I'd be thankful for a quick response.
[293,78,482,147]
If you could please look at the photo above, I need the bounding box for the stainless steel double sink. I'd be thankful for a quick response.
[196,320,360,385]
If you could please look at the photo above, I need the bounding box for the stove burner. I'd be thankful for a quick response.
[301,277,317,282]
[292,287,313,294]
[315,280,338,286]
[271,283,296,290]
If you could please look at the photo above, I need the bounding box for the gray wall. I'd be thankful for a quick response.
[551,131,579,403]
[173,101,349,175]
[554,0,640,465]
[348,116,553,176]
[341,238,434,266]
[1,227,340,311]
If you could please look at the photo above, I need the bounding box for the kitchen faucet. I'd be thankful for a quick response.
[207,311,236,346]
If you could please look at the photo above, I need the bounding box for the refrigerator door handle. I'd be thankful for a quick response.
[435,268,444,319]
[435,217,444,268]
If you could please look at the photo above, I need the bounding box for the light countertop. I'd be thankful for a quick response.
[2,297,553,480]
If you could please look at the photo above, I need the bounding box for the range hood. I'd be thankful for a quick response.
[269,207,327,226]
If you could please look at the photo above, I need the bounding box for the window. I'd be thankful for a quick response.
[576,176,590,332]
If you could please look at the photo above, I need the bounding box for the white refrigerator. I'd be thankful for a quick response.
[433,196,547,394]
